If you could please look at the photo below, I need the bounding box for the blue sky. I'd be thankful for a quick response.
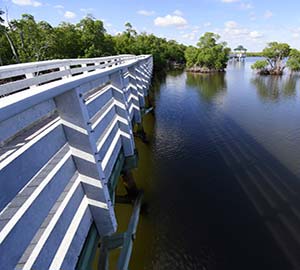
[1,0,300,51]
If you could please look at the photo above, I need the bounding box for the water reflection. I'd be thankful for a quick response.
[230,59,246,70]
[251,75,297,102]
[186,72,227,101]
[147,71,167,109]
[167,69,185,78]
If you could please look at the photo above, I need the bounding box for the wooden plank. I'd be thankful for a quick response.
[0,69,69,96]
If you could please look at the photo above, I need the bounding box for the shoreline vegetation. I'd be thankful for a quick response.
[186,66,225,73]
[0,11,186,71]
[1,10,300,76]
[246,52,264,57]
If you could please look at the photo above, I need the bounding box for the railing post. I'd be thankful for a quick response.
[59,62,71,79]
[82,63,89,74]
[127,65,142,123]
[54,87,117,236]
[25,72,37,89]
[109,70,135,157]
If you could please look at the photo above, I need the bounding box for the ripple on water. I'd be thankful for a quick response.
[129,59,300,270]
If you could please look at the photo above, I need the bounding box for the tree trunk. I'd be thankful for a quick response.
[4,31,20,63]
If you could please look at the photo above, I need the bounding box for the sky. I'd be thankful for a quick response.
[1,0,300,51]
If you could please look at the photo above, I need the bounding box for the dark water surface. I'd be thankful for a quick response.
[115,58,300,270]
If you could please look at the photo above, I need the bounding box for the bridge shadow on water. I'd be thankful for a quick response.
[147,73,300,269]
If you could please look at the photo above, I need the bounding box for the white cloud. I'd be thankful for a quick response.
[264,10,273,19]
[225,27,249,36]
[12,0,41,7]
[64,11,76,19]
[221,21,263,43]
[137,10,155,16]
[154,14,187,27]
[54,4,64,9]
[204,22,212,27]
[249,31,263,39]
[173,9,183,16]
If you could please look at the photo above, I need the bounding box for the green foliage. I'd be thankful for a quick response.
[9,14,55,62]
[251,60,268,70]
[77,15,115,57]
[51,22,82,59]
[252,42,291,75]
[197,32,220,49]
[185,46,198,68]
[287,49,300,72]
[246,52,263,57]
[0,9,20,64]
[0,32,12,65]
[184,32,230,71]
[114,25,186,70]
[0,14,185,70]
[262,42,290,63]
[0,10,9,65]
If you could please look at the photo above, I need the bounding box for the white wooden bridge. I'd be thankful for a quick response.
[0,54,153,270]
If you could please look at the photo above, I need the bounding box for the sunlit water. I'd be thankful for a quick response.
[114,58,300,270]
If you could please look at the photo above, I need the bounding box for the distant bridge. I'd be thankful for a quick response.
[0,54,153,269]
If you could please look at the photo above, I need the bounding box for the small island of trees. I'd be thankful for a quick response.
[251,42,300,75]
[185,32,230,73]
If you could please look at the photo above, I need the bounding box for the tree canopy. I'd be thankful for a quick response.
[251,60,269,74]
[4,12,300,76]
[287,49,300,72]
[184,32,230,73]
[251,42,291,75]
[0,12,186,70]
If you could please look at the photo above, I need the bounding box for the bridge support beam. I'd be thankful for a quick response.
[121,169,139,200]
[135,118,148,143]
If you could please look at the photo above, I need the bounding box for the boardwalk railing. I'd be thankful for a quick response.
[0,54,153,270]
[0,54,139,97]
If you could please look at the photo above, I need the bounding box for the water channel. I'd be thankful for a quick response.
[114,57,300,270]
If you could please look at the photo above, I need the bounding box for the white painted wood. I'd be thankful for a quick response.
[0,54,153,270]
[0,145,71,244]
[0,55,145,97]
